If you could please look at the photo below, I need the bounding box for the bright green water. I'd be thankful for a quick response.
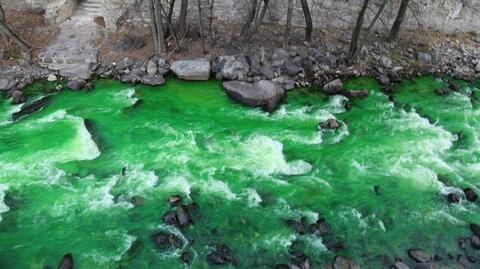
[0,77,479,268]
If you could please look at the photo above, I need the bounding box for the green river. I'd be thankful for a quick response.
[0,77,479,268]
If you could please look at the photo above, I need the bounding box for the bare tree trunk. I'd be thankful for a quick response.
[178,0,189,37]
[148,0,159,50]
[283,0,293,48]
[149,0,166,53]
[197,0,206,54]
[158,2,180,51]
[0,3,5,23]
[388,0,410,42]
[352,0,387,61]
[248,0,269,39]
[299,0,312,43]
[209,0,215,39]
[240,0,258,38]
[348,0,370,63]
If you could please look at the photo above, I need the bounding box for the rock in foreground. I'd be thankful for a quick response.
[57,254,74,269]
[222,80,285,112]
[170,59,211,81]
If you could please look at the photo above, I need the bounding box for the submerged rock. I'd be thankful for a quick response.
[470,223,480,236]
[471,235,480,249]
[287,219,305,235]
[11,90,26,104]
[162,211,179,226]
[141,75,165,86]
[392,261,410,269]
[222,80,285,112]
[180,251,194,264]
[333,256,360,269]
[434,88,450,96]
[207,244,237,266]
[169,195,182,205]
[176,205,191,227]
[170,59,211,81]
[447,193,460,204]
[12,96,50,121]
[408,249,431,263]
[152,232,181,249]
[323,79,344,94]
[67,79,87,91]
[463,188,478,202]
[457,255,476,268]
[309,218,330,237]
[319,119,340,130]
[345,90,369,99]
[57,254,74,269]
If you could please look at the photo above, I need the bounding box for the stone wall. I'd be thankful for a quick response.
[2,0,480,33]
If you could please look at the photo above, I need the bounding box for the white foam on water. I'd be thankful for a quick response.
[273,198,319,223]
[0,103,21,126]
[83,230,137,264]
[113,88,138,107]
[326,95,349,114]
[300,234,329,254]
[241,188,262,208]
[114,164,159,204]
[161,175,192,198]
[153,224,190,259]
[0,184,9,222]
[238,135,312,176]
[199,179,238,200]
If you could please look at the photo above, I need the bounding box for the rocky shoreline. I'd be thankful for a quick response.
[1,34,479,105]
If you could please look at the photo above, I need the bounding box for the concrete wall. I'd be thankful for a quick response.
[2,0,480,33]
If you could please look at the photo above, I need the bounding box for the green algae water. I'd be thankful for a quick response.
[0,77,479,268]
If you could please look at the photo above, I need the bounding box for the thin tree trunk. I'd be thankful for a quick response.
[209,0,215,39]
[197,0,206,54]
[167,0,176,25]
[148,0,159,50]
[248,0,269,39]
[158,2,180,51]
[155,0,166,53]
[388,0,410,42]
[348,0,370,63]
[178,0,189,37]
[352,0,387,61]
[240,0,258,38]
[0,3,5,23]
[299,0,312,43]
[283,0,293,48]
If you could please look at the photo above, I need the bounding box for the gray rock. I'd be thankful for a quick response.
[146,60,158,76]
[59,63,92,80]
[120,74,139,84]
[158,58,167,68]
[170,59,211,80]
[217,55,250,80]
[67,79,87,91]
[471,235,480,249]
[333,256,361,269]
[57,254,74,269]
[476,63,480,73]
[379,74,391,85]
[380,56,392,68]
[247,49,262,75]
[112,35,145,52]
[261,66,275,80]
[323,79,344,94]
[320,118,340,130]
[408,249,431,263]
[11,90,25,104]
[296,46,309,59]
[0,49,4,60]
[393,261,410,269]
[222,80,285,112]
[141,75,165,86]
[115,57,135,71]
[0,76,16,91]
[417,53,432,65]
[284,62,302,77]
[474,34,480,44]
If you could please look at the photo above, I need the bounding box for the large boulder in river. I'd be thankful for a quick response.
[323,79,344,94]
[67,79,87,91]
[463,188,478,202]
[170,59,211,80]
[141,75,165,86]
[216,55,250,80]
[222,80,285,112]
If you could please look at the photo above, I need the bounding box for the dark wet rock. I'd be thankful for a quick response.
[319,118,340,130]
[141,75,165,86]
[309,218,330,237]
[457,255,476,269]
[0,76,16,91]
[471,235,480,249]
[345,90,369,99]
[162,211,178,226]
[379,74,391,85]
[11,90,26,104]
[170,59,211,81]
[275,264,290,269]
[413,262,436,269]
[463,188,478,202]
[130,196,144,207]
[112,35,145,52]
[382,86,395,95]
[325,241,345,252]
[470,223,480,236]
[119,239,144,263]
[67,79,87,91]
[207,244,236,266]
[152,232,181,249]
[434,88,450,96]
[323,79,344,94]
[180,251,194,264]
[447,193,460,204]
[222,80,285,113]
[85,82,94,91]
[287,220,305,235]
[408,249,431,263]
[216,54,250,80]
[146,60,157,76]
[169,195,182,205]
[187,202,199,212]
[459,237,467,249]
[284,62,302,77]
[176,205,191,227]
[333,256,360,269]
[57,254,73,269]
[12,96,50,121]
[393,261,411,269]
[373,185,381,195]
